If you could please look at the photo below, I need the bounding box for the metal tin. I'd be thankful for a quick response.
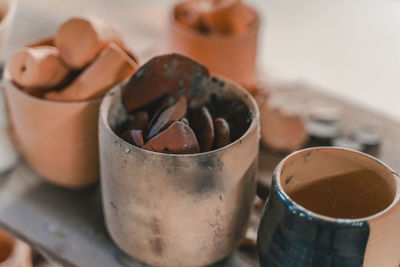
[257,147,400,267]
[3,68,101,188]
[99,78,260,267]
[168,4,260,91]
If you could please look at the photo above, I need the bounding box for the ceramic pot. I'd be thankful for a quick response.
[3,68,101,188]
[99,77,260,267]
[0,229,32,267]
[168,4,260,90]
[257,147,400,267]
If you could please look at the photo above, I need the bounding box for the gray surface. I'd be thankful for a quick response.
[0,160,257,267]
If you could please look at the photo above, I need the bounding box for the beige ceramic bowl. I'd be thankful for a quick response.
[168,4,260,91]
[3,68,101,188]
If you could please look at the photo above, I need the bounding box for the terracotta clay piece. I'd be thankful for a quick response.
[8,17,137,102]
[213,117,230,149]
[189,106,214,152]
[120,130,144,148]
[118,54,252,155]
[55,17,125,69]
[144,121,200,154]
[122,53,209,112]
[174,0,256,35]
[148,96,188,139]
[9,46,70,89]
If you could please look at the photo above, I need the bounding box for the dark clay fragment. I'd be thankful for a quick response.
[148,96,188,139]
[213,117,230,149]
[125,111,149,131]
[189,106,214,152]
[122,54,209,112]
[120,130,144,148]
[143,121,200,154]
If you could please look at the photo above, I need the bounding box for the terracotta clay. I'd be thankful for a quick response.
[45,43,137,101]
[0,229,32,267]
[260,104,308,152]
[9,46,70,89]
[189,106,214,152]
[147,96,188,139]
[213,117,230,149]
[55,17,124,69]
[120,130,144,148]
[169,2,259,89]
[3,69,101,188]
[144,121,200,154]
[122,53,209,112]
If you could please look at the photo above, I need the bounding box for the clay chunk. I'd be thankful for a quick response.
[45,43,137,101]
[9,46,70,89]
[122,54,209,112]
[189,106,214,152]
[144,122,200,154]
[55,17,125,69]
[260,105,308,152]
[213,117,230,149]
[121,130,144,148]
[125,111,149,132]
[148,96,188,139]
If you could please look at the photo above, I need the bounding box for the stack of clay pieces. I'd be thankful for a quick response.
[174,0,256,35]
[118,54,252,154]
[8,17,138,101]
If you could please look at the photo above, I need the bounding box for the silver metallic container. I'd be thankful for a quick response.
[99,78,260,267]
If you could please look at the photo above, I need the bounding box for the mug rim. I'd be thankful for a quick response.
[99,74,260,158]
[274,146,400,223]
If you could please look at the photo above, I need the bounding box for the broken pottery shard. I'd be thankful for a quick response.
[213,117,230,149]
[45,43,137,101]
[126,111,149,132]
[122,54,209,112]
[55,17,125,69]
[9,46,70,89]
[260,104,308,152]
[147,96,188,139]
[144,121,200,154]
[189,106,214,152]
[120,130,144,148]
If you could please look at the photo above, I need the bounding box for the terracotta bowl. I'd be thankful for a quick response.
[168,4,260,90]
[3,67,101,188]
[257,147,400,267]
[99,77,260,267]
[0,229,32,267]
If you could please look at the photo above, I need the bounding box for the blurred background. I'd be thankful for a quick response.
[1,0,399,121]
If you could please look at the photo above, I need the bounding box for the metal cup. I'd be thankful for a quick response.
[99,77,260,267]
[257,147,400,267]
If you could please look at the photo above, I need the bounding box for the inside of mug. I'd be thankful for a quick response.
[279,148,398,219]
[0,230,14,262]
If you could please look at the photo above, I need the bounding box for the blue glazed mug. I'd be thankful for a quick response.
[257,147,400,267]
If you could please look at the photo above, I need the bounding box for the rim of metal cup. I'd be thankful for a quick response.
[3,66,103,105]
[274,146,400,223]
[169,2,260,41]
[100,75,260,158]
